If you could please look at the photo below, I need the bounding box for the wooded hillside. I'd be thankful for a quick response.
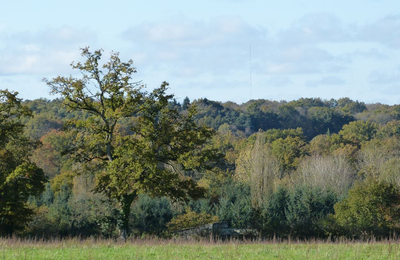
[1,50,400,239]
[0,94,395,239]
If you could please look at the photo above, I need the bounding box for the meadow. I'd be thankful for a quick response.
[1,238,399,260]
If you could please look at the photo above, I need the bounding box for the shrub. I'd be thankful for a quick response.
[333,178,400,238]
[167,207,219,232]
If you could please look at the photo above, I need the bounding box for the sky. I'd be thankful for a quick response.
[1,0,400,105]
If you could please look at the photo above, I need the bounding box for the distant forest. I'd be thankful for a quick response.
[23,96,400,140]
[0,94,397,240]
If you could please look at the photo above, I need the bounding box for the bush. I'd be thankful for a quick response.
[333,179,400,238]
[131,194,173,236]
[167,207,219,232]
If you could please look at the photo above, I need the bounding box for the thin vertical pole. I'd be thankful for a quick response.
[249,44,252,100]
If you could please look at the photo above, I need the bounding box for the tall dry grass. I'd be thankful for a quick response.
[1,236,400,260]
[1,234,400,247]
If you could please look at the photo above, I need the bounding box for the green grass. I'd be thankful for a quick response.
[1,238,399,259]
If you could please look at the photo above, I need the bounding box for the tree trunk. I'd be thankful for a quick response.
[118,193,136,241]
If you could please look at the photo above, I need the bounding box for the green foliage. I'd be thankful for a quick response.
[309,134,337,156]
[333,179,400,238]
[193,98,245,132]
[48,184,72,237]
[285,186,337,238]
[40,183,55,207]
[51,171,75,193]
[336,97,367,114]
[167,207,219,232]
[131,194,173,236]
[378,120,400,139]
[6,60,400,240]
[44,48,218,238]
[24,115,62,140]
[339,121,377,147]
[277,105,302,130]
[254,186,337,238]
[236,128,307,174]
[187,198,215,216]
[217,182,253,228]
[308,120,377,159]
[0,90,47,236]
[306,107,353,138]
[271,136,308,172]
[69,183,119,238]
[289,98,327,108]
[252,186,289,236]
[246,102,280,132]
[182,96,190,110]
[25,177,119,238]
[263,128,305,143]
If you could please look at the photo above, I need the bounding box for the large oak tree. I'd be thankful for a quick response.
[44,48,218,238]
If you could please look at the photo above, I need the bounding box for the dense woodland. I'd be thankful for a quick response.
[1,49,400,240]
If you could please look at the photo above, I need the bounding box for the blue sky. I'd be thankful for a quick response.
[1,0,400,104]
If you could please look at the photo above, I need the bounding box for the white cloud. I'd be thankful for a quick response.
[247,13,356,75]
[123,15,265,47]
[121,15,269,77]
[350,48,389,60]
[3,10,400,105]
[369,67,400,85]
[278,13,353,46]
[306,76,345,87]
[0,26,97,75]
[266,76,293,87]
[121,14,355,79]
[262,45,342,74]
[359,15,400,48]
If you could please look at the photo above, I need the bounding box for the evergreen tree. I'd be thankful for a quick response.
[182,96,190,110]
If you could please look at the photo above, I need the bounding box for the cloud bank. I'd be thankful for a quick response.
[1,9,400,104]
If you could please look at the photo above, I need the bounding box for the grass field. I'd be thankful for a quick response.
[1,238,399,259]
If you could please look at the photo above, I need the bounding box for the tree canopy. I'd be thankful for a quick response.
[44,48,218,238]
[0,90,47,236]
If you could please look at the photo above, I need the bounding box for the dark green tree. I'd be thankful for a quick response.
[44,48,217,239]
[131,194,173,236]
[254,186,336,238]
[182,96,190,110]
[285,187,337,238]
[217,182,253,228]
[0,90,47,236]
[246,102,280,132]
[48,183,72,237]
[253,186,289,237]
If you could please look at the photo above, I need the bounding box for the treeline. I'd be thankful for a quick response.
[6,95,398,240]
[1,48,400,240]
[23,95,400,142]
